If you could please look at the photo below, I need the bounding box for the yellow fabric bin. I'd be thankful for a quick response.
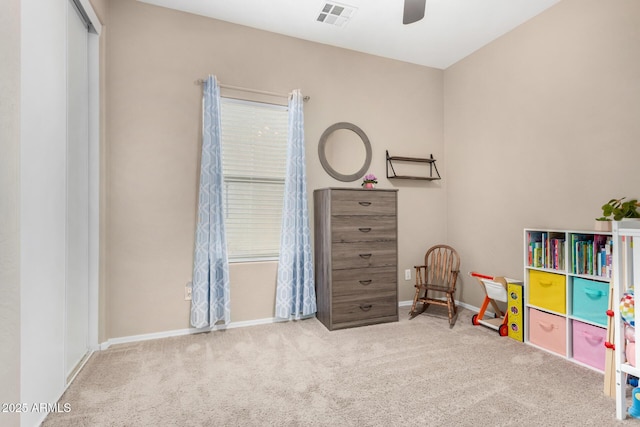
[528,270,566,314]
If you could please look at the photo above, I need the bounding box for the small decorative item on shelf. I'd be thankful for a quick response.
[362,173,377,189]
[595,197,640,231]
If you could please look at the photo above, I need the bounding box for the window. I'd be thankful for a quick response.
[220,97,288,261]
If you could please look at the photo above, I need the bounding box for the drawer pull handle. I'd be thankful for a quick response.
[537,321,555,331]
[359,279,372,286]
[583,331,603,345]
[358,227,372,233]
[359,304,373,311]
[584,288,604,299]
[358,201,371,206]
[359,253,372,259]
[539,281,553,287]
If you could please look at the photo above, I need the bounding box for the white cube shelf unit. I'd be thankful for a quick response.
[524,228,613,372]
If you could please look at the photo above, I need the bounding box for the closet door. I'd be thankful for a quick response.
[65,0,90,380]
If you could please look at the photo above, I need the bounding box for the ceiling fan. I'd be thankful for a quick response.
[403,0,426,25]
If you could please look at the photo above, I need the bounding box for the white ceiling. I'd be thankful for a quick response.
[138,0,560,69]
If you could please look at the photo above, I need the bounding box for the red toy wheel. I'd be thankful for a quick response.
[472,314,479,326]
[499,324,508,337]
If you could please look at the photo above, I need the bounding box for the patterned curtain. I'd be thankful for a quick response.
[191,75,231,328]
[275,90,317,319]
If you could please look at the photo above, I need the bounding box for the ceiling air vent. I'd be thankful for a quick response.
[317,2,357,27]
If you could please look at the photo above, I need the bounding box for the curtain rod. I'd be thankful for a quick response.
[195,79,310,102]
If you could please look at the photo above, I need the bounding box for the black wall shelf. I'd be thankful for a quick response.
[386,150,441,181]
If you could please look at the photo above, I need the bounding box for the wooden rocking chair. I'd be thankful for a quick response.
[409,245,461,327]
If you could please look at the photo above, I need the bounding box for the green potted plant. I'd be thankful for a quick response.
[595,197,640,231]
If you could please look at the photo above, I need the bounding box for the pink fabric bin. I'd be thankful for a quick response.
[528,308,566,356]
[572,320,606,371]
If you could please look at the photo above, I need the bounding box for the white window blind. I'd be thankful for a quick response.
[220,97,288,261]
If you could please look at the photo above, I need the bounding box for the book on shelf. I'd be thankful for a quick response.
[551,238,565,270]
[526,230,611,278]
[527,231,542,267]
[596,236,613,278]
[542,232,547,268]
[570,233,612,278]
[534,242,542,268]
[526,231,564,270]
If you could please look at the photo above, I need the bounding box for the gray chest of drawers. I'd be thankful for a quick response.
[313,188,398,330]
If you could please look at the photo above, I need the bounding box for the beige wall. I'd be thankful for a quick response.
[0,0,21,424]
[89,0,108,23]
[105,0,445,339]
[105,0,640,340]
[444,0,640,307]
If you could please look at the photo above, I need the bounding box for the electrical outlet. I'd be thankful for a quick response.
[185,282,192,301]
[404,269,411,280]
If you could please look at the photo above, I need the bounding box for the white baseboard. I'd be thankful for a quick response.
[399,299,495,317]
[100,316,287,350]
[66,350,94,384]
[100,301,492,350]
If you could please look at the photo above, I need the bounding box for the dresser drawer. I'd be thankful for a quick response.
[572,277,609,326]
[331,216,396,243]
[572,320,606,371]
[529,308,567,356]
[330,190,396,216]
[332,242,396,270]
[529,270,566,313]
[332,267,396,297]
[332,295,397,324]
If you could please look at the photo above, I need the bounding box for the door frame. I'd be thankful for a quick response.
[81,0,101,353]
[67,0,101,369]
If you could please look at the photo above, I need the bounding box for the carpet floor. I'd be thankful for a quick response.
[43,307,633,426]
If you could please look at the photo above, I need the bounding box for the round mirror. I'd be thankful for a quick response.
[318,122,372,182]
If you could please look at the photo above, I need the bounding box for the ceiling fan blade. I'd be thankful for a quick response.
[403,0,426,25]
